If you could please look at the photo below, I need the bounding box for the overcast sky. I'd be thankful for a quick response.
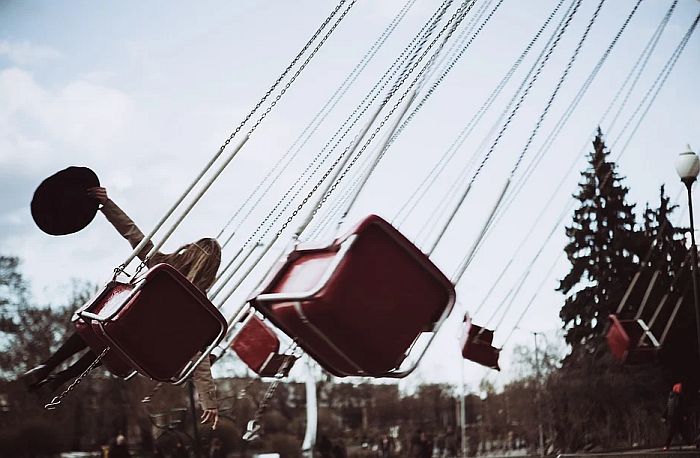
[1,0,699,392]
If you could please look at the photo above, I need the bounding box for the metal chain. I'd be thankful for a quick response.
[613,9,698,151]
[450,0,606,291]
[216,0,417,246]
[141,382,165,404]
[242,349,298,442]
[133,1,358,280]
[393,0,567,227]
[113,0,349,280]
[208,0,458,300]
[310,1,475,218]
[217,0,349,156]
[509,0,606,177]
[411,0,579,246]
[271,1,471,239]
[234,0,451,250]
[466,0,583,190]
[390,0,503,151]
[606,0,677,134]
[44,347,109,410]
[476,0,642,260]
[247,1,357,138]
[470,2,675,315]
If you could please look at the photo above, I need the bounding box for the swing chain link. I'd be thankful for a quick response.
[313,0,473,215]
[216,0,349,156]
[141,382,165,404]
[247,1,357,138]
[243,349,298,442]
[44,347,109,410]
[133,261,148,279]
[112,264,130,280]
[274,0,472,238]
[258,0,439,244]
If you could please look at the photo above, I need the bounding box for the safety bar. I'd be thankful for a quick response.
[635,319,660,348]
[660,294,684,345]
[384,286,455,378]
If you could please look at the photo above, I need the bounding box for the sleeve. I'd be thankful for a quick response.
[192,355,218,410]
[100,199,155,262]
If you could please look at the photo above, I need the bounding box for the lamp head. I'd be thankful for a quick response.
[675,145,699,185]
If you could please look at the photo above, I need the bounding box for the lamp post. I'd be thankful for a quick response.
[675,145,700,365]
[533,332,544,458]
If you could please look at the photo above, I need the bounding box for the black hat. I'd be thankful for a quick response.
[31,166,100,235]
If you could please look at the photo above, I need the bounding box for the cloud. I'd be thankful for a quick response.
[0,67,134,172]
[0,40,62,66]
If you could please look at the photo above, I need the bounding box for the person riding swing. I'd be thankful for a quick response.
[23,175,220,428]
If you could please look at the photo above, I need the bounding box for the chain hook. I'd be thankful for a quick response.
[141,382,165,403]
[44,347,109,410]
[243,420,261,442]
[112,264,130,280]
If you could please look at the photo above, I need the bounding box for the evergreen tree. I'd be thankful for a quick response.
[558,129,640,360]
[641,185,687,279]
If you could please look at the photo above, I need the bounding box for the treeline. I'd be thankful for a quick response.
[1,129,696,456]
[481,129,697,453]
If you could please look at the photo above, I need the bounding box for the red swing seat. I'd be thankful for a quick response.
[231,315,295,377]
[73,263,228,384]
[606,314,658,364]
[606,267,671,364]
[250,214,456,378]
[460,314,500,370]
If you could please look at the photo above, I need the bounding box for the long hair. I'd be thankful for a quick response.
[161,237,221,292]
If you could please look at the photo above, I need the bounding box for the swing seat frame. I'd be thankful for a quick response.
[460,314,500,370]
[73,281,138,379]
[231,314,295,378]
[606,314,659,364]
[250,214,455,378]
[73,263,228,384]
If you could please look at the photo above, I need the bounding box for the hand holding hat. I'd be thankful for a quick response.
[31,166,101,236]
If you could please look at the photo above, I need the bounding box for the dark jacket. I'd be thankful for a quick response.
[665,391,683,422]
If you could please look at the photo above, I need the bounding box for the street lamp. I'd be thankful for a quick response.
[533,332,544,458]
[675,145,700,366]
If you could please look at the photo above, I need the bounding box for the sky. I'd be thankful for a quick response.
[1,0,699,393]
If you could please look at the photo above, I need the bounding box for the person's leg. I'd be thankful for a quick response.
[47,350,101,392]
[665,420,679,448]
[43,332,89,370]
[681,418,693,445]
[22,332,89,387]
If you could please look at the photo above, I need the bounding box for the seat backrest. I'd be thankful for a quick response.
[231,316,281,374]
[96,264,227,383]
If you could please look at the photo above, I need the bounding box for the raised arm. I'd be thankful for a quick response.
[87,187,154,262]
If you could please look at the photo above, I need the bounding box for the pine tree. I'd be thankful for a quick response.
[558,129,640,360]
[641,185,687,278]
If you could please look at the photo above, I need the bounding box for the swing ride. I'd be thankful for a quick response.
[24,0,700,451]
[607,250,691,364]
